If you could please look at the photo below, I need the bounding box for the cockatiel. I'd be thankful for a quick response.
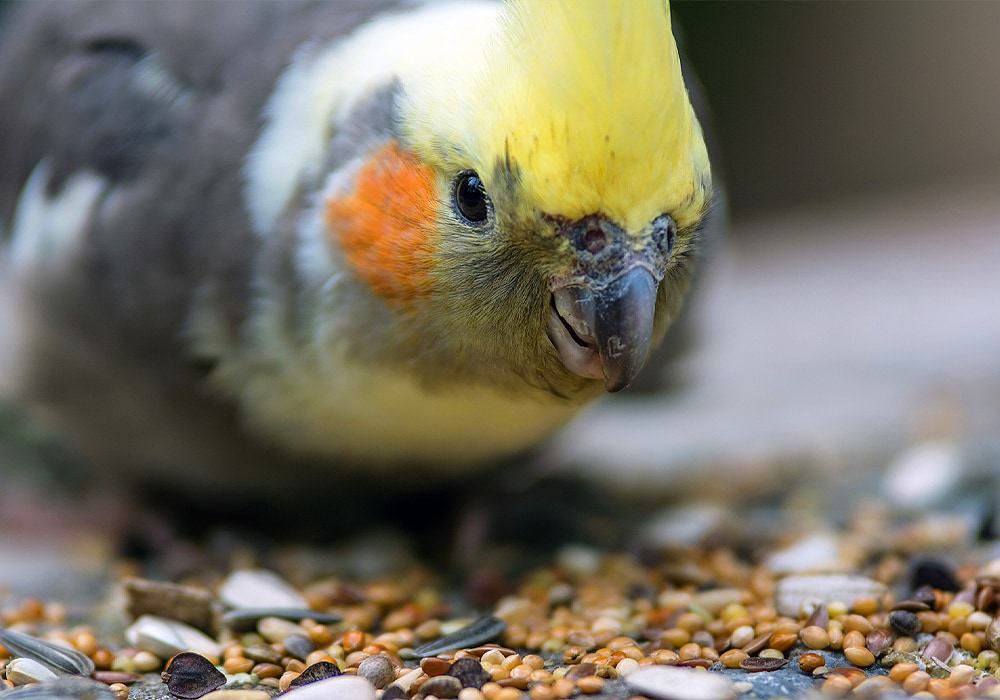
[0,0,712,500]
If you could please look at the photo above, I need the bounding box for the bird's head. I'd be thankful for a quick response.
[319,0,711,401]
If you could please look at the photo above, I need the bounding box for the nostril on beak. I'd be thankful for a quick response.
[582,224,607,254]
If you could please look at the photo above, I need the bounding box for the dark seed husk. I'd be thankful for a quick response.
[446,657,491,689]
[382,687,408,700]
[891,599,931,613]
[0,627,96,676]
[282,634,318,661]
[889,610,922,636]
[739,656,789,673]
[417,675,462,698]
[412,616,507,658]
[804,605,829,630]
[288,661,342,688]
[161,652,226,699]
[220,608,341,631]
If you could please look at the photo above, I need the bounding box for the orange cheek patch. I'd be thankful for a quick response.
[325,141,439,309]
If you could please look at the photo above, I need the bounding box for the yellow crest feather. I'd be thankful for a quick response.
[474,0,710,232]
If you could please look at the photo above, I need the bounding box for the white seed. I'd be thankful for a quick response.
[279,675,375,700]
[125,614,222,659]
[627,665,737,700]
[218,569,309,610]
[5,657,60,685]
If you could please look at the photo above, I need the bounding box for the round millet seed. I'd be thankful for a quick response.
[902,670,930,694]
[842,631,867,650]
[800,626,830,650]
[575,676,604,694]
[888,662,919,683]
[719,650,748,669]
[949,664,976,687]
[843,646,876,667]
[798,653,825,674]
[843,615,874,635]
[821,675,853,696]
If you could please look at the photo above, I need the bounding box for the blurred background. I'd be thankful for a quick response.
[673,1,1000,217]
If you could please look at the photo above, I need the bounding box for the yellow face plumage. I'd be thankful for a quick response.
[473,0,711,233]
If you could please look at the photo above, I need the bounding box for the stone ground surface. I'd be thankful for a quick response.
[1,179,999,699]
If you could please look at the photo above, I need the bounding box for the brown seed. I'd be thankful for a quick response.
[739,656,788,672]
[891,599,931,613]
[842,630,866,650]
[888,662,919,683]
[250,663,282,679]
[575,675,604,694]
[564,663,598,681]
[821,675,853,696]
[987,617,1000,651]
[798,653,825,674]
[109,683,129,700]
[741,633,771,655]
[843,646,875,667]
[902,670,931,694]
[719,649,747,669]
[222,656,253,674]
[768,633,798,652]
[805,605,829,630]
[799,626,830,650]
[851,597,880,616]
[949,664,976,687]
[162,652,226,699]
[843,615,874,635]
[865,629,893,657]
[825,666,865,685]
[92,671,141,685]
[423,656,453,676]
[923,636,956,663]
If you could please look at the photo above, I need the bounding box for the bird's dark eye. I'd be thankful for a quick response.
[453,171,490,224]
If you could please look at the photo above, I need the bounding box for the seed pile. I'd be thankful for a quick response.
[2,530,1000,699]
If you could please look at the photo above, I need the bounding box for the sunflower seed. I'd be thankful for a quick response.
[126,614,222,659]
[0,628,96,676]
[412,616,507,658]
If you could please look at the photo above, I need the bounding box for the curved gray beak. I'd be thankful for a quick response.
[548,266,659,392]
